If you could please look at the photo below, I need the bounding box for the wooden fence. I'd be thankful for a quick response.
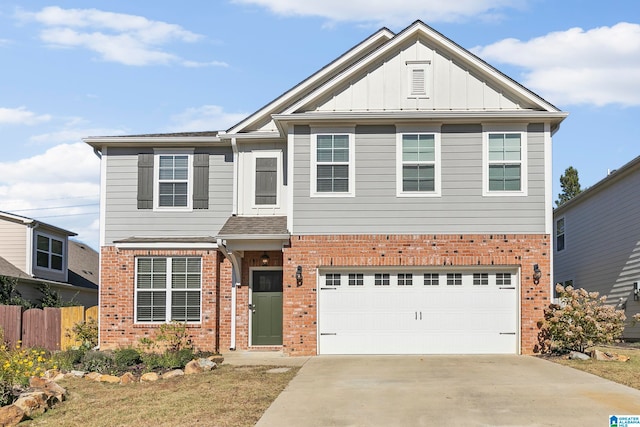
[0,305,98,351]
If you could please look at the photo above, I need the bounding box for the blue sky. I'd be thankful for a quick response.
[1,0,639,250]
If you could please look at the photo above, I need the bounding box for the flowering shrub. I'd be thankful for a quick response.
[0,341,53,387]
[537,284,626,353]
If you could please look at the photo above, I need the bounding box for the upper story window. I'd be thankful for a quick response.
[137,150,209,211]
[36,234,64,271]
[311,129,355,197]
[135,257,202,323]
[483,126,527,196]
[556,217,565,251]
[397,129,441,197]
[255,155,278,206]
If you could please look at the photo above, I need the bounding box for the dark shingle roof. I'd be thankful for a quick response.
[0,256,31,280]
[217,216,289,238]
[67,240,99,290]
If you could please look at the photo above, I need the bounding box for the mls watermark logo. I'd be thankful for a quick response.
[611,415,640,427]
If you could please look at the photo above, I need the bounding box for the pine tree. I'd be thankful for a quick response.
[556,166,582,207]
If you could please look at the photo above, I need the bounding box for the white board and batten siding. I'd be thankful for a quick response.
[317,268,519,355]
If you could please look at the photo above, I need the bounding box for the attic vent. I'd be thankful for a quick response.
[406,60,430,98]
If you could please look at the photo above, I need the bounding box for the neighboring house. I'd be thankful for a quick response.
[553,156,640,338]
[0,211,98,307]
[85,21,567,356]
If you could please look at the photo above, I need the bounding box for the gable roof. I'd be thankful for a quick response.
[67,240,99,290]
[0,210,77,237]
[222,20,566,138]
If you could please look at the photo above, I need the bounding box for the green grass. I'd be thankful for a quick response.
[23,365,298,427]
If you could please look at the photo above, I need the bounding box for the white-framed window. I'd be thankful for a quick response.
[396,127,441,197]
[254,152,280,206]
[496,273,512,286]
[348,273,364,286]
[374,273,390,286]
[154,150,193,210]
[473,273,489,286]
[556,217,565,251]
[310,128,355,197]
[325,273,341,286]
[135,257,202,323]
[398,273,413,286]
[35,233,64,271]
[483,126,527,196]
[406,60,431,98]
[424,273,439,286]
[447,273,462,286]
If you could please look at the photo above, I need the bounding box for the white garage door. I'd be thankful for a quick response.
[318,269,518,355]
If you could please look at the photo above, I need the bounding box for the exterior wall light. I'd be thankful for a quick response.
[296,265,303,287]
[260,252,270,266]
[533,264,542,284]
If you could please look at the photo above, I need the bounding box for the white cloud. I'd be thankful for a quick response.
[232,0,525,25]
[18,6,224,67]
[168,105,248,132]
[0,107,51,125]
[30,126,125,145]
[473,22,640,107]
[0,143,100,249]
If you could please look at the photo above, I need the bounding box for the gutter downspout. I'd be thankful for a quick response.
[217,238,242,351]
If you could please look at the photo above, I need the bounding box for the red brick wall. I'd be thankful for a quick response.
[281,234,551,356]
[99,247,221,352]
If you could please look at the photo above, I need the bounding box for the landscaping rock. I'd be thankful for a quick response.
[569,351,590,360]
[0,404,25,427]
[99,375,121,384]
[68,370,86,378]
[120,372,137,384]
[161,369,185,380]
[207,355,224,364]
[140,372,159,382]
[590,349,630,362]
[184,360,204,375]
[29,378,66,405]
[43,369,64,381]
[85,372,102,381]
[197,358,217,371]
[13,391,47,418]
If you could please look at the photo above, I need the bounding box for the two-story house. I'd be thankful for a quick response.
[85,21,567,356]
[554,156,640,338]
[0,211,99,307]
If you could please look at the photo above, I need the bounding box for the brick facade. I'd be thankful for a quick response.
[100,233,549,356]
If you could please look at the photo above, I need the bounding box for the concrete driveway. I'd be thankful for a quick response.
[255,355,640,426]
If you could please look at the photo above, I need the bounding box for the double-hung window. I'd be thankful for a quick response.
[158,154,189,207]
[136,257,202,323]
[484,127,527,196]
[254,153,280,206]
[556,217,565,251]
[311,129,355,197]
[397,127,441,197]
[35,234,64,271]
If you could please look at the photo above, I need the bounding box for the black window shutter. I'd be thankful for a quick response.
[193,153,209,209]
[137,153,154,209]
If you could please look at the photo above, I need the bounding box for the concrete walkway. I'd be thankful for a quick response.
[255,355,640,426]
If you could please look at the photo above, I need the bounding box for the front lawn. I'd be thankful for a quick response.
[549,345,640,390]
[22,364,298,427]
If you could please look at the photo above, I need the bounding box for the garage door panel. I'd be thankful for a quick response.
[319,270,518,355]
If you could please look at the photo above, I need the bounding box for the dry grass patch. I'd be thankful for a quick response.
[22,365,299,427]
[550,345,640,390]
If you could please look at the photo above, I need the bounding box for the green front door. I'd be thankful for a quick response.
[251,270,283,345]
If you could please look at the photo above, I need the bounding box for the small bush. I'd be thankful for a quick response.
[52,349,86,371]
[0,341,51,387]
[155,322,192,352]
[81,350,115,374]
[67,318,99,350]
[114,348,142,370]
[537,284,626,353]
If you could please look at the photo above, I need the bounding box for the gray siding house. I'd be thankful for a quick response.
[554,156,640,338]
[85,21,567,356]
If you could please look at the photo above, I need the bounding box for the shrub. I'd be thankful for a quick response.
[114,347,142,370]
[155,322,192,352]
[537,284,626,353]
[0,341,51,387]
[81,350,115,374]
[52,349,85,371]
[67,318,99,350]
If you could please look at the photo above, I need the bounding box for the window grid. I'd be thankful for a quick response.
[402,134,436,192]
[316,134,350,193]
[325,274,341,286]
[348,273,364,286]
[374,273,390,286]
[447,273,462,286]
[158,155,189,207]
[136,257,201,323]
[424,273,439,286]
[488,133,522,192]
[398,273,413,286]
[36,235,64,271]
[496,273,512,286]
[255,157,278,205]
[473,273,489,286]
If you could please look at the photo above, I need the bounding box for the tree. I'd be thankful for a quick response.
[0,276,31,308]
[556,166,582,207]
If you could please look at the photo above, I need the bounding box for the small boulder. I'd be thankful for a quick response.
[184,360,204,375]
[197,358,217,371]
[85,372,102,381]
[43,369,62,381]
[161,369,184,380]
[99,375,121,384]
[0,404,25,427]
[13,391,47,418]
[120,372,137,384]
[590,349,629,362]
[569,351,590,360]
[207,355,224,364]
[140,372,159,382]
[68,370,86,378]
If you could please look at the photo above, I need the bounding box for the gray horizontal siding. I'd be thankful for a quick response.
[554,167,640,337]
[293,123,547,235]
[104,147,233,244]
